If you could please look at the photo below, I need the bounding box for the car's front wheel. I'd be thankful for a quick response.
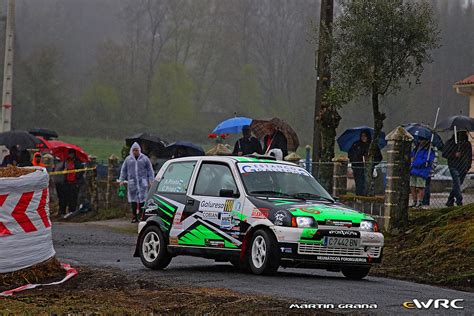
[248,229,280,275]
[341,266,371,280]
[139,225,172,270]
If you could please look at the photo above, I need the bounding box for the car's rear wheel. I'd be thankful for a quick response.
[341,266,371,280]
[139,225,172,270]
[248,229,280,275]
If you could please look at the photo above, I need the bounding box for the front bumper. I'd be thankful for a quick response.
[272,226,384,265]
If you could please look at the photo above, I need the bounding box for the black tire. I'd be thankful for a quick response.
[248,229,280,275]
[138,225,172,270]
[341,266,371,280]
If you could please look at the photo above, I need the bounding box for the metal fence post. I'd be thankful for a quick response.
[332,157,348,197]
[106,154,119,210]
[89,156,99,211]
[305,145,311,172]
[384,127,413,233]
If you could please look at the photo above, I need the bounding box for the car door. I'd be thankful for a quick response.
[176,161,244,250]
[148,160,197,239]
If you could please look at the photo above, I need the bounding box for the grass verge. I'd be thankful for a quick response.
[371,204,474,292]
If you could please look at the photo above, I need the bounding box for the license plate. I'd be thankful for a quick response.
[324,237,360,248]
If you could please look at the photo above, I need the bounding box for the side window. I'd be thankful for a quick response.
[157,161,196,194]
[194,163,238,197]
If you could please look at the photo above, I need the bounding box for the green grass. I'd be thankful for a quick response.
[59,136,124,162]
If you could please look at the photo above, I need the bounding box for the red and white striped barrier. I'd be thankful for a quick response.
[0,263,78,296]
[0,168,56,273]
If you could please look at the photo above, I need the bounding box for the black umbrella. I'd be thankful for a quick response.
[29,128,59,140]
[0,130,42,150]
[164,141,205,158]
[126,133,167,156]
[437,115,474,131]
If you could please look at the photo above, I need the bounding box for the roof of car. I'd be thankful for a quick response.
[167,156,299,166]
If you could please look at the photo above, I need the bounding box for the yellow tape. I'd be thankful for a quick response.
[48,167,96,175]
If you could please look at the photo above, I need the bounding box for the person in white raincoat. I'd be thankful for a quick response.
[119,142,155,222]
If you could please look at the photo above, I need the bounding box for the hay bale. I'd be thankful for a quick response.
[0,257,64,291]
[0,166,36,178]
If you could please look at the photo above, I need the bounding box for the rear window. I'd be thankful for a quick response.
[157,161,196,194]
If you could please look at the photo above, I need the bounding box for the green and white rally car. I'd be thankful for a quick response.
[134,156,384,279]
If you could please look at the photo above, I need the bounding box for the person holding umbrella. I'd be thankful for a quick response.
[1,145,20,167]
[442,131,472,206]
[263,122,288,157]
[119,142,155,223]
[409,139,435,208]
[232,125,262,156]
[348,130,382,196]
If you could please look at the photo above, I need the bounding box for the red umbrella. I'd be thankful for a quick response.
[36,137,90,162]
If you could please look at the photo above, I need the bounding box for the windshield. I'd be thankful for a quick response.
[237,162,333,201]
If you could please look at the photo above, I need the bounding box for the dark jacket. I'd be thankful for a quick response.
[232,136,263,156]
[348,141,382,167]
[442,138,472,175]
[410,145,435,179]
[1,153,19,166]
[263,131,288,157]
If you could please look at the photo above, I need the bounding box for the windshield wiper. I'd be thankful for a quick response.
[291,192,334,203]
[249,190,304,199]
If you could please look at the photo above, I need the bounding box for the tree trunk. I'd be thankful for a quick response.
[312,0,334,181]
[367,88,386,196]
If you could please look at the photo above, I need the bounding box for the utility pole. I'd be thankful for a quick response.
[312,0,334,177]
[1,0,15,133]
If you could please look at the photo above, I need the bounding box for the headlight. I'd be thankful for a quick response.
[294,217,317,228]
[360,220,377,232]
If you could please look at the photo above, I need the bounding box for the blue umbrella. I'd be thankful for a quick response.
[164,141,205,158]
[337,126,387,152]
[402,123,444,149]
[212,117,252,134]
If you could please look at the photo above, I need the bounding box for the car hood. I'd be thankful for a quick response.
[247,196,371,224]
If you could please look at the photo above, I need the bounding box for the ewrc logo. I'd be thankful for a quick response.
[403,299,463,309]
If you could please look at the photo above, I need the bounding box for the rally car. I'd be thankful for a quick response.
[134,156,384,279]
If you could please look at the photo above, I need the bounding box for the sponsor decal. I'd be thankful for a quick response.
[205,239,225,247]
[200,199,225,211]
[402,299,463,310]
[145,199,159,213]
[224,200,234,212]
[251,208,269,219]
[328,230,358,237]
[173,209,184,225]
[316,256,367,263]
[202,211,219,219]
[220,214,232,229]
[238,163,311,176]
[326,220,352,227]
[274,211,286,226]
[289,303,377,309]
[280,247,292,254]
[169,237,179,245]
[233,201,242,211]
[298,207,321,214]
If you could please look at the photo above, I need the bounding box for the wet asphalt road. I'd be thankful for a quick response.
[52,222,473,314]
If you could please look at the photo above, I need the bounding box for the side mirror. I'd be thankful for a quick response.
[219,189,239,198]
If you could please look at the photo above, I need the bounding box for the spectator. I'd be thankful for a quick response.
[348,131,382,196]
[263,122,288,157]
[119,142,155,223]
[410,139,435,208]
[58,149,84,215]
[18,149,32,167]
[31,152,46,167]
[1,145,20,167]
[443,131,472,206]
[232,125,263,156]
[422,145,439,206]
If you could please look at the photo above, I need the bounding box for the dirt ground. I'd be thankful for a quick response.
[0,267,330,314]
